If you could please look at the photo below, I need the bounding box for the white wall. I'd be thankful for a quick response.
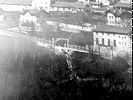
[50,7,83,12]
[20,12,37,23]
[32,0,51,12]
[93,31,131,56]
[95,0,110,5]
[120,0,132,3]
[106,13,123,26]
[0,4,31,11]
[107,13,116,25]
[78,0,90,3]
[0,14,4,22]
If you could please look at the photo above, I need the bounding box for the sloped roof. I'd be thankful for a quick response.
[105,10,121,17]
[105,9,132,19]
[21,9,52,18]
[115,2,132,8]
[0,0,32,5]
[21,9,40,16]
[120,11,132,19]
[47,11,106,25]
[93,24,132,34]
[51,1,86,9]
[47,11,86,25]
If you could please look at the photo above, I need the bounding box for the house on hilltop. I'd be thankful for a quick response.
[114,0,132,12]
[19,8,52,32]
[105,9,132,26]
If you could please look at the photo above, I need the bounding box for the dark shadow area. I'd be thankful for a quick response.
[0,35,132,100]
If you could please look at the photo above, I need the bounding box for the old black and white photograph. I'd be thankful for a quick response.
[0,0,132,100]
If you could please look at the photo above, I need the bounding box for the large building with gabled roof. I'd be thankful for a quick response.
[93,23,132,57]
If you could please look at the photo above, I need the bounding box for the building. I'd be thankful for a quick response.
[0,0,32,11]
[90,0,110,6]
[32,0,51,12]
[95,0,110,5]
[114,0,132,12]
[19,9,42,31]
[78,0,90,4]
[105,10,122,26]
[93,24,132,57]
[105,10,132,26]
[90,2,102,8]
[50,1,86,13]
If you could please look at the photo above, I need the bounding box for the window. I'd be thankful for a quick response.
[114,40,116,47]
[125,42,126,45]
[96,38,99,44]
[102,38,104,45]
[108,39,110,46]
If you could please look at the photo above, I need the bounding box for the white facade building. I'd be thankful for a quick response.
[32,0,51,12]
[94,0,110,5]
[20,12,37,23]
[19,9,43,32]
[0,4,31,11]
[0,0,32,11]
[78,0,90,4]
[106,11,122,26]
[120,0,132,3]
[93,24,132,58]
[106,10,132,26]
[50,1,85,13]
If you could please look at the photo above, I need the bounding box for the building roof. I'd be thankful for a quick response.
[105,9,132,19]
[21,9,40,16]
[114,2,132,8]
[90,2,101,5]
[105,9,121,17]
[21,9,52,18]
[47,11,106,26]
[47,11,87,25]
[0,0,32,5]
[93,24,132,34]
[92,7,107,13]
[51,1,86,9]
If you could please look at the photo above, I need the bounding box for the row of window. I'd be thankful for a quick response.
[119,42,127,45]
[96,38,116,47]
[95,33,127,39]
[52,7,84,11]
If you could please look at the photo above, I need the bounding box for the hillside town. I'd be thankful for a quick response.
[0,0,132,100]
[0,0,132,64]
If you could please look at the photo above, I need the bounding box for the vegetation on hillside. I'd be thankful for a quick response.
[0,35,132,100]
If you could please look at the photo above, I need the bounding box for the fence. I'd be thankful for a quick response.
[0,29,114,60]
